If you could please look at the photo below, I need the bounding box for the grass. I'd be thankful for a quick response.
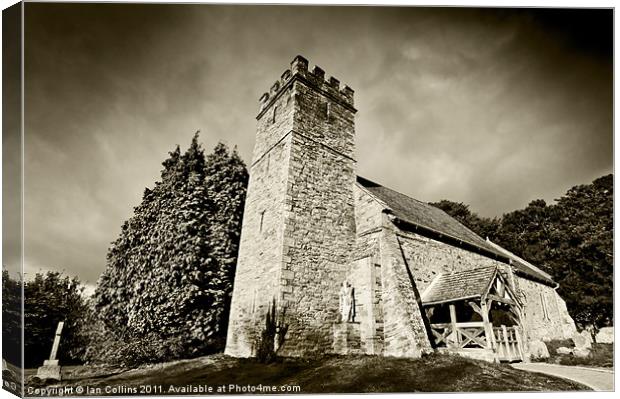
[536,340,614,368]
[25,353,589,394]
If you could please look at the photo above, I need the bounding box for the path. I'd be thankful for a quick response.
[511,363,614,391]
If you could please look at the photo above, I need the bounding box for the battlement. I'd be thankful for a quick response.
[258,55,355,115]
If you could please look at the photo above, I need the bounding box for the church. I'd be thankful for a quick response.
[225,55,576,362]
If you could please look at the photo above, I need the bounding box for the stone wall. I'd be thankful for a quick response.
[225,81,295,356]
[342,257,385,355]
[378,226,433,357]
[349,184,433,357]
[517,276,576,341]
[354,184,385,234]
[278,132,357,356]
[395,229,502,294]
[352,184,383,261]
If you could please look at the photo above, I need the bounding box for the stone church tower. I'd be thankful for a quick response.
[225,56,358,356]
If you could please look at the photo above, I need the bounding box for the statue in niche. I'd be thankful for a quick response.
[339,280,355,322]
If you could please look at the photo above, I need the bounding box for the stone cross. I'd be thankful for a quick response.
[36,321,64,380]
[49,321,64,361]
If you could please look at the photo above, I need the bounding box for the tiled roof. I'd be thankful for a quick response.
[356,176,556,286]
[421,266,497,305]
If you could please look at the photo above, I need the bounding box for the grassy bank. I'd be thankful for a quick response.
[27,353,589,394]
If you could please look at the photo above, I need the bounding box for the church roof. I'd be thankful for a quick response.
[356,176,556,286]
[421,266,497,305]
[485,238,554,282]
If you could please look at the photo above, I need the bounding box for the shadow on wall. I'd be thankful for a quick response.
[253,298,289,363]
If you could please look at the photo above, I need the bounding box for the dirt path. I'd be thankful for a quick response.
[511,363,613,391]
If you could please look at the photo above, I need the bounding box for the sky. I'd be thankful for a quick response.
[4,4,613,286]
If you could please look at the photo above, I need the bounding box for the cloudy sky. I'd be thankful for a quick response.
[8,4,613,285]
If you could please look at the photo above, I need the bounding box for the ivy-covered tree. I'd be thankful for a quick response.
[204,143,249,337]
[94,134,248,361]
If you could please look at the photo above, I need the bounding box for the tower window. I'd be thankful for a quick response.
[326,102,331,119]
[272,106,277,123]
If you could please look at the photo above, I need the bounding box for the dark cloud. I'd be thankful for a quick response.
[19,4,612,284]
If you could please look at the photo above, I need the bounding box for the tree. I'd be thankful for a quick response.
[23,271,87,368]
[94,134,248,362]
[546,175,613,330]
[2,270,22,366]
[429,200,500,240]
[493,199,553,271]
[203,143,249,338]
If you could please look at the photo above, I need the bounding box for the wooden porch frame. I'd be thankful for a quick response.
[423,267,527,362]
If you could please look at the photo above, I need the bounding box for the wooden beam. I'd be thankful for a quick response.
[514,327,525,361]
[480,300,494,351]
[458,327,486,348]
[449,304,459,348]
[487,294,515,306]
[467,301,483,316]
[502,325,513,361]
[431,321,484,328]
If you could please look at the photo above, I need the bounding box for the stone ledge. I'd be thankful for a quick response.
[36,360,61,381]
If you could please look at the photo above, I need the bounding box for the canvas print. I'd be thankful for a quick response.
[1,2,614,396]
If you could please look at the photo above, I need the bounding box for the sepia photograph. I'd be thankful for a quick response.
[1,0,614,396]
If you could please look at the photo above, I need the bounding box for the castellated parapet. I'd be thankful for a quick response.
[225,55,358,357]
[257,55,355,118]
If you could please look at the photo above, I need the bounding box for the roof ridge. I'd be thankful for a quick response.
[442,265,497,276]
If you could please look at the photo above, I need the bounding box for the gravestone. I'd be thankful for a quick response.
[529,340,550,359]
[36,321,64,381]
[556,346,572,355]
[572,330,593,349]
[572,347,591,358]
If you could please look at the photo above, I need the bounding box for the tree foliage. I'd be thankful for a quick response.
[2,270,22,366]
[93,134,248,362]
[204,143,249,334]
[72,299,187,367]
[429,200,500,240]
[545,175,613,329]
[430,174,613,330]
[23,271,88,368]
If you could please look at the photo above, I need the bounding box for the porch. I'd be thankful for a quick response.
[421,265,527,363]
